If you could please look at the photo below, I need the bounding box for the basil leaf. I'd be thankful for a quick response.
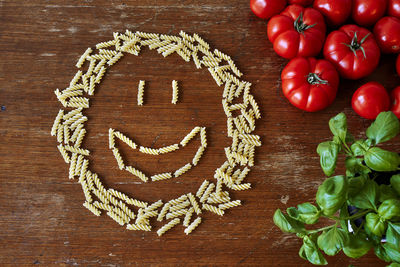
[365,213,387,237]
[339,204,350,232]
[383,243,400,263]
[365,147,400,172]
[351,140,370,156]
[273,209,305,234]
[348,178,378,210]
[375,243,392,262]
[378,199,400,220]
[386,222,400,250]
[391,175,400,196]
[302,236,328,265]
[387,263,400,267]
[316,175,348,216]
[317,227,349,256]
[343,232,372,259]
[379,184,399,202]
[345,157,371,177]
[287,202,321,225]
[366,111,400,144]
[329,112,347,142]
[317,141,339,177]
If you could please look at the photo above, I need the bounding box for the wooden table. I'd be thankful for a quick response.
[1,1,399,266]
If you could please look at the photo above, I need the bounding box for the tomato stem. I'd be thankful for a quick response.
[294,12,316,34]
[307,73,328,85]
[342,32,371,59]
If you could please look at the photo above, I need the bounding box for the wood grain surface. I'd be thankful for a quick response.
[1,1,399,266]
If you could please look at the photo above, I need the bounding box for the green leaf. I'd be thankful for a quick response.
[387,262,400,267]
[366,111,400,144]
[287,202,321,224]
[317,141,339,177]
[329,112,347,142]
[384,243,400,263]
[339,204,350,232]
[302,236,328,265]
[273,209,305,234]
[316,175,348,216]
[345,157,371,177]
[365,147,400,172]
[343,232,372,258]
[317,227,349,256]
[375,243,392,262]
[379,184,399,202]
[391,175,400,196]
[378,199,400,220]
[386,222,400,250]
[348,178,378,210]
[365,213,387,237]
[351,140,370,156]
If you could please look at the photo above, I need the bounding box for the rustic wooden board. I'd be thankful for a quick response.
[0,1,399,266]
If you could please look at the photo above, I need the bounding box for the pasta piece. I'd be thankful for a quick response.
[169,200,190,212]
[86,59,96,77]
[76,48,92,68]
[125,166,149,182]
[85,171,94,189]
[184,216,201,235]
[139,146,159,155]
[112,148,124,170]
[171,80,179,104]
[93,201,113,211]
[192,146,205,166]
[157,203,171,222]
[223,80,231,99]
[214,49,231,61]
[158,144,179,154]
[108,188,132,203]
[109,128,115,149]
[168,195,188,206]
[222,99,232,117]
[207,194,230,204]
[94,59,106,73]
[137,80,145,106]
[107,210,125,226]
[64,145,90,156]
[114,131,137,150]
[183,207,194,227]
[148,40,170,50]
[91,172,105,192]
[69,153,78,179]
[234,82,246,98]
[63,108,82,121]
[69,116,88,130]
[227,83,237,103]
[57,144,70,163]
[196,180,209,198]
[157,218,180,236]
[88,75,95,95]
[162,43,183,57]
[218,200,242,210]
[151,172,172,181]
[192,49,201,69]
[70,124,84,143]
[227,117,234,137]
[136,31,159,39]
[83,201,101,216]
[113,206,131,223]
[166,208,188,219]
[179,30,195,42]
[228,59,243,77]
[231,183,252,191]
[96,40,117,49]
[236,167,250,184]
[200,183,215,203]
[140,38,159,46]
[247,94,261,119]
[208,68,222,86]
[57,124,64,143]
[80,175,92,203]
[127,223,152,231]
[79,159,89,182]
[176,48,191,62]
[74,128,86,148]
[187,193,201,215]
[200,127,207,147]
[202,204,224,216]
[174,163,192,177]
[145,199,164,212]
[239,134,261,147]
[70,70,83,86]
[74,154,84,176]
[93,189,110,204]
[107,52,123,66]
[126,198,148,208]
[180,126,201,146]
[193,33,210,49]
[95,66,106,84]
[64,113,83,126]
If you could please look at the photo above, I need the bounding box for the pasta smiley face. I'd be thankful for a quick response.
[51,30,261,236]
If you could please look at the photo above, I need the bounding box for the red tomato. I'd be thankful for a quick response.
[267,5,326,59]
[397,54,400,76]
[352,82,390,120]
[250,0,287,19]
[313,0,352,26]
[288,0,313,6]
[352,0,388,26]
[281,57,339,112]
[323,25,380,80]
[391,86,400,118]
[388,0,400,18]
[373,16,400,53]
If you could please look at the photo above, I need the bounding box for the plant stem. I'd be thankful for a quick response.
[307,223,337,235]
[326,209,371,222]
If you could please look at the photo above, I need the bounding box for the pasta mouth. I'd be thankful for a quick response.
[108,126,207,182]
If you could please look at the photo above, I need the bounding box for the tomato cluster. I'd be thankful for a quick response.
[250,0,400,119]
